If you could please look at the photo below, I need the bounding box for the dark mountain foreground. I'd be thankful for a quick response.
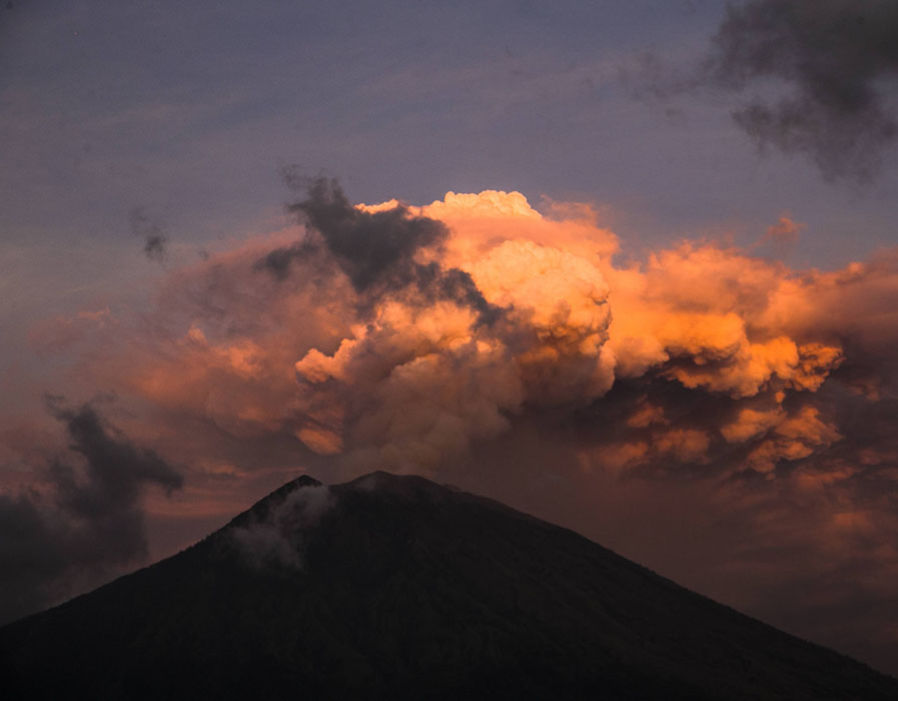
[2,471,896,700]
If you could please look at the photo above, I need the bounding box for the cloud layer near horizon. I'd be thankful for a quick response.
[7,180,898,672]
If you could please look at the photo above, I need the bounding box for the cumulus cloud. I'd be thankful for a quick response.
[0,400,182,624]
[105,181,892,488]
[705,0,898,180]
[287,186,616,471]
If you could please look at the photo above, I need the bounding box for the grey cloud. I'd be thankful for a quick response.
[289,176,448,292]
[258,177,502,323]
[408,263,504,327]
[705,0,898,181]
[253,239,319,281]
[129,207,169,263]
[0,400,182,625]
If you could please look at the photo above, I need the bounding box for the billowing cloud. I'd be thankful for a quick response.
[705,0,898,181]
[0,400,182,625]
[94,181,893,490]
[283,183,616,471]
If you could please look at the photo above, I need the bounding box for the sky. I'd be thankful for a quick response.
[2,0,898,677]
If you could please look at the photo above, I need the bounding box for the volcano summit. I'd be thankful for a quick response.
[1,472,895,699]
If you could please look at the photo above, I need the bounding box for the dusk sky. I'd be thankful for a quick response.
[3,0,898,677]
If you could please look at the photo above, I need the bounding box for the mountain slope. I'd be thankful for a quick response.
[1,471,896,700]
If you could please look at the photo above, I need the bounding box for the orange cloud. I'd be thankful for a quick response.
[88,187,897,490]
[763,214,804,245]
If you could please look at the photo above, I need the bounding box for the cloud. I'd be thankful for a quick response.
[100,183,884,506]
[103,182,892,487]
[762,214,803,246]
[227,482,332,570]
[129,207,169,263]
[286,192,618,471]
[257,178,501,324]
[287,176,447,292]
[704,0,898,181]
[27,308,114,354]
[253,239,318,282]
[0,400,182,624]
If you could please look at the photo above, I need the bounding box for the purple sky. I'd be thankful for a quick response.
[2,0,898,677]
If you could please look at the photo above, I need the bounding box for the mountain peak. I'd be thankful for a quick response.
[345,470,459,497]
[2,472,896,700]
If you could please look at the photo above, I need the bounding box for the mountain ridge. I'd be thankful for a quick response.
[2,470,896,700]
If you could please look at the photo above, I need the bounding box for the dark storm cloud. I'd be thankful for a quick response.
[257,177,502,323]
[129,207,169,263]
[422,265,503,327]
[0,401,182,625]
[46,399,183,528]
[253,240,319,281]
[705,0,898,181]
[288,176,448,292]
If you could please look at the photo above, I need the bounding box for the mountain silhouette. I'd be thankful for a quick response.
[1,471,896,699]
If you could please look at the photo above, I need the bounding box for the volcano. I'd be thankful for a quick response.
[1,471,895,699]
